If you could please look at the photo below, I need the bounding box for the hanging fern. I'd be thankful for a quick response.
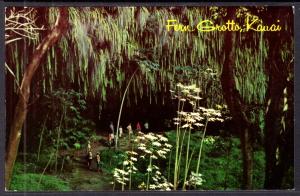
[6,6,293,111]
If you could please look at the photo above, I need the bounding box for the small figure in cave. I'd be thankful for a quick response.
[109,121,114,135]
[96,152,102,172]
[136,122,142,133]
[127,123,132,134]
[86,140,91,154]
[119,126,123,138]
[144,121,149,131]
[65,155,73,172]
[87,151,93,170]
[108,131,115,147]
[127,123,133,143]
[164,119,172,129]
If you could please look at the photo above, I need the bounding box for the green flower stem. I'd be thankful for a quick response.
[196,119,209,174]
[112,178,116,191]
[146,156,152,191]
[182,128,192,190]
[129,145,134,190]
[167,149,172,182]
[122,164,125,191]
[177,128,186,186]
[188,148,196,173]
[129,166,132,190]
[173,100,182,190]
[174,98,187,190]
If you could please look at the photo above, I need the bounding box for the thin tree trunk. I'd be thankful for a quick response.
[37,113,49,162]
[223,138,232,190]
[115,69,138,149]
[55,109,65,173]
[5,8,69,189]
[220,8,253,189]
[240,127,253,189]
[38,153,54,188]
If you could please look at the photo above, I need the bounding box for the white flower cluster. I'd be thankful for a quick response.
[185,172,204,187]
[150,175,174,191]
[139,167,173,191]
[113,132,173,191]
[172,83,226,129]
[136,132,172,159]
[113,150,138,187]
[198,107,224,122]
[170,83,202,107]
[113,168,129,185]
[135,132,173,191]
[174,105,224,130]
[174,111,205,129]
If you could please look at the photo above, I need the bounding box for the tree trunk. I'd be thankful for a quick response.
[263,7,293,189]
[220,8,253,189]
[240,127,253,189]
[264,77,285,189]
[5,8,69,189]
[265,34,293,189]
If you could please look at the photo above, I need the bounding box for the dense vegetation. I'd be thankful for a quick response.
[10,132,267,191]
[5,6,293,191]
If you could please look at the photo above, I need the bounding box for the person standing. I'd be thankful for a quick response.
[127,123,132,134]
[87,151,93,170]
[136,122,141,133]
[110,132,115,145]
[109,121,114,136]
[86,140,91,154]
[96,152,101,172]
[108,132,115,147]
[127,123,133,143]
[144,121,149,131]
[119,126,123,138]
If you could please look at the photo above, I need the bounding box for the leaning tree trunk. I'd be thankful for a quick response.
[220,8,253,189]
[5,8,69,189]
[115,69,138,149]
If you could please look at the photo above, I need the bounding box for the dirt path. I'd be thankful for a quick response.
[60,134,130,191]
[65,158,112,191]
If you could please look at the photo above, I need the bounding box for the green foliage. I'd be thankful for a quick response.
[41,89,96,151]
[252,151,265,189]
[10,173,71,191]
[100,148,127,173]
[165,131,265,190]
[281,166,294,189]
[199,137,242,190]
[10,162,70,191]
[16,152,69,175]
[101,130,265,190]
[73,142,81,150]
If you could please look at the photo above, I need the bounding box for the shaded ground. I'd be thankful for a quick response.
[64,159,111,191]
